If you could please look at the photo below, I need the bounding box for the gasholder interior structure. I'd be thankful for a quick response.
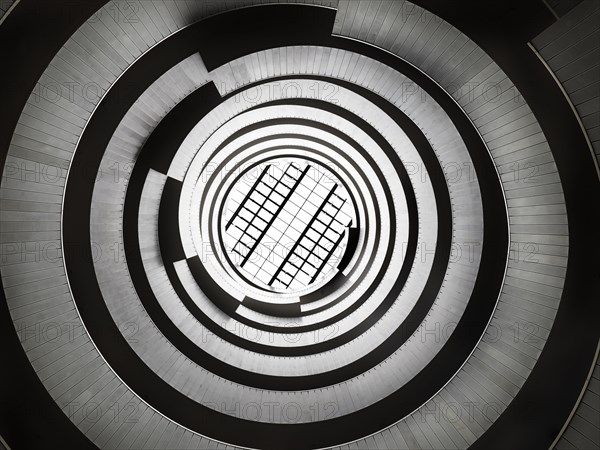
[0,1,598,449]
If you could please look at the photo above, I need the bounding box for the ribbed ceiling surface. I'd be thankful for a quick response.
[0,1,598,449]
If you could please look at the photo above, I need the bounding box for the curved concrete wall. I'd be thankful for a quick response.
[1,1,595,448]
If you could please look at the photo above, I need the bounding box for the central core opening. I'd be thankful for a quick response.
[221,157,353,293]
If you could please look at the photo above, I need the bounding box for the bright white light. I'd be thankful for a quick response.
[222,157,353,293]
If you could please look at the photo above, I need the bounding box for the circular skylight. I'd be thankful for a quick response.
[221,157,354,293]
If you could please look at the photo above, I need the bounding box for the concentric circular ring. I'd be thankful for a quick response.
[2,2,598,449]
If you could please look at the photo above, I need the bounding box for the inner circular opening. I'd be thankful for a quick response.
[221,156,353,294]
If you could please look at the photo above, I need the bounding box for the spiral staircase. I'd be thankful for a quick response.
[0,1,598,449]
